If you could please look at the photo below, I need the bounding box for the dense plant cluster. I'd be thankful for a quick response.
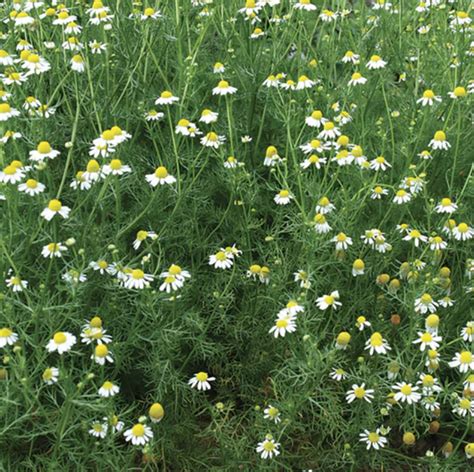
[0,0,473,470]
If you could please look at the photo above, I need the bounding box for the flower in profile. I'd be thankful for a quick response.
[200,131,225,148]
[41,199,71,221]
[155,90,179,105]
[0,328,18,348]
[212,80,237,95]
[188,372,215,391]
[274,189,293,205]
[149,403,165,423]
[29,141,60,162]
[92,344,114,365]
[429,130,450,150]
[98,381,120,397]
[366,54,387,69]
[146,166,176,186]
[294,0,317,12]
[42,367,59,385]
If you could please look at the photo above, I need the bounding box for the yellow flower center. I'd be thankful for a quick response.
[196,372,208,382]
[161,91,172,99]
[131,269,145,280]
[0,328,13,337]
[354,387,366,399]
[53,332,67,344]
[95,344,109,358]
[276,319,289,328]
[400,384,412,395]
[434,130,446,141]
[460,351,473,364]
[131,424,145,437]
[48,199,62,212]
[215,251,227,261]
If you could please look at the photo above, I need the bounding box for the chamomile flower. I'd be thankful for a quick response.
[0,50,15,66]
[453,397,474,417]
[0,328,18,348]
[318,121,340,140]
[331,233,353,251]
[315,196,335,214]
[417,373,441,395]
[5,275,28,292]
[356,315,371,330]
[417,89,442,106]
[92,344,113,365]
[155,90,179,105]
[449,351,474,373]
[209,250,234,269]
[199,109,218,123]
[300,154,326,169]
[146,166,176,186]
[70,54,85,72]
[133,230,157,250]
[98,381,120,397]
[305,110,327,128]
[188,372,215,391]
[448,86,467,99]
[316,291,341,310]
[149,403,165,423]
[313,213,332,234]
[342,50,360,64]
[294,0,317,12]
[348,72,367,86]
[22,53,50,75]
[141,7,162,20]
[461,322,474,342]
[256,436,280,459]
[89,40,107,54]
[274,189,293,205]
[145,109,164,121]
[330,368,347,381]
[429,131,450,150]
[429,235,448,251]
[296,75,315,89]
[42,367,59,385]
[453,223,474,241]
[0,103,20,122]
[403,229,427,247]
[359,428,387,450]
[46,332,76,354]
[371,186,388,199]
[124,423,153,446]
[294,270,311,289]
[124,269,153,289]
[41,242,67,258]
[41,199,71,221]
[365,332,391,355]
[415,294,438,314]
[366,55,387,69]
[29,141,60,162]
[346,384,375,403]
[200,131,225,148]
[393,189,411,204]
[89,422,108,439]
[370,156,391,171]
[264,405,281,423]
[269,313,297,338]
[412,332,442,351]
[435,198,458,214]
[263,145,282,166]
[224,156,241,168]
[393,382,421,404]
[102,159,131,176]
[300,139,326,154]
[212,80,237,95]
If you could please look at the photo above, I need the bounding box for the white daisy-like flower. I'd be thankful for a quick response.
[133,230,157,250]
[346,383,375,403]
[0,328,18,348]
[146,166,176,186]
[453,223,474,241]
[269,313,297,338]
[124,269,153,290]
[200,131,225,148]
[348,72,367,86]
[209,250,234,269]
[365,332,391,355]
[414,294,438,314]
[188,372,215,391]
[212,80,237,95]
[435,198,458,214]
[342,50,360,64]
[98,380,120,398]
[429,130,450,150]
[316,291,342,310]
[40,199,71,221]
[412,332,442,351]
[155,90,179,105]
[366,54,387,69]
[199,109,218,124]
[274,189,293,205]
[70,54,85,72]
[92,344,114,365]
[461,322,474,342]
[305,110,327,128]
[331,232,353,251]
[359,428,387,450]
[0,103,20,122]
[263,405,281,424]
[393,382,421,404]
[403,229,427,247]
[300,154,326,170]
[89,421,108,439]
[123,423,153,446]
[29,141,60,162]
[46,332,76,354]
[256,437,281,459]
[296,75,315,89]
[318,121,340,140]
[449,351,474,373]
[329,368,347,381]
[102,159,132,176]
[417,89,442,106]
[18,178,46,196]
[369,156,391,171]
[355,315,371,330]
[294,0,317,12]
[5,275,28,292]
[41,242,67,258]
[42,367,59,385]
